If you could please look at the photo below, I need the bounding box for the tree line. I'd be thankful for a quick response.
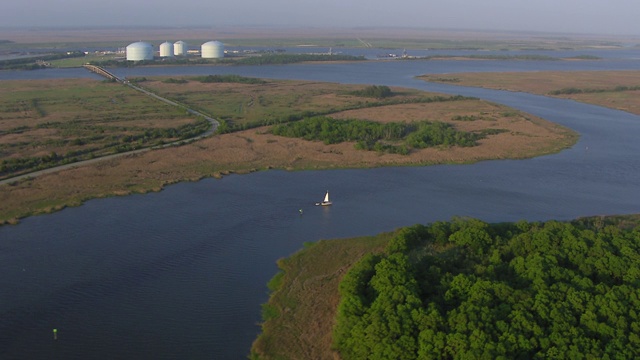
[549,85,640,95]
[333,217,640,359]
[0,51,85,70]
[269,116,487,155]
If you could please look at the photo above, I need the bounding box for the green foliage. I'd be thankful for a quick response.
[349,85,393,98]
[269,116,486,155]
[0,51,85,70]
[333,218,640,359]
[549,85,640,95]
[266,271,285,292]
[405,121,479,148]
[161,78,188,84]
[193,74,266,84]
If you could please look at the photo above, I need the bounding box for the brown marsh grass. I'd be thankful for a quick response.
[0,79,576,224]
[0,79,197,162]
[419,70,640,115]
[250,233,392,360]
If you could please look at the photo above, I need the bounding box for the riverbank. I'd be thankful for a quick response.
[419,70,640,116]
[250,214,640,359]
[0,77,575,224]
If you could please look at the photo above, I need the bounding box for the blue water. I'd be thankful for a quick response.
[1,52,640,359]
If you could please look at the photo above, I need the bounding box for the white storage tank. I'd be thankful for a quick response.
[126,41,154,61]
[173,40,188,56]
[159,41,173,57]
[201,41,224,59]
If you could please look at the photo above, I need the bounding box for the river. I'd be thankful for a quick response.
[1,54,640,359]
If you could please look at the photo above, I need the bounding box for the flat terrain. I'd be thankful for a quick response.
[251,232,392,360]
[0,79,202,179]
[1,26,635,50]
[0,77,574,223]
[250,70,640,359]
[420,70,640,115]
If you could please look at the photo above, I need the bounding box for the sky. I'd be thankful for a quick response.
[2,0,639,36]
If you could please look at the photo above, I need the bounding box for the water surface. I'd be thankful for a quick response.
[1,55,640,359]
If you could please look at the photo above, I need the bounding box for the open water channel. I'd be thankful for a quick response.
[1,51,640,359]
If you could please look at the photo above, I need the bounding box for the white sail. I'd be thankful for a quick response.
[316,190,332,206]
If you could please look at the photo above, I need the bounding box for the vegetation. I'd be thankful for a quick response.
[0,79,207,180]
[193,74,266,84]
[348,85,393,98]
[144,76,476,132]
[424,54,559,61]
[250,232,394,360]
[332,217,640,359]
[419,70,640,117]
[549,85,640,95]
[89,53,365,68]
[0,51,85,70]
[269,116,492,155]
[0,78,575,224]
[218,53,365,65]
[0,119,209,178]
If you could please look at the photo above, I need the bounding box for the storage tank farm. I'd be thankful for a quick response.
[159,41,174,57]
[125,41,154,61]
[201,41,224,59]
[173,40,188,56]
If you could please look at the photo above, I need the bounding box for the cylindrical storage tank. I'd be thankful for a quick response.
[126,41,154,61]
[159,41,173,57]
[201,41,224,59]
[173,41,188,56]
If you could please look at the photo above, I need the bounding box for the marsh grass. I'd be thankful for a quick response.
[0,79,202,179]
[0,78,575,224]
[250,232,393,360]
[419,70,640,115]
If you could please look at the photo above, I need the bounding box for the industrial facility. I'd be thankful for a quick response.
[201,41,225,59]
[125,41,154,61]
[125,40,224,61]
[173,41,188,56]
[159,42,173,57]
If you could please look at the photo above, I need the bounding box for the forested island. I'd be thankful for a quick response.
[252,216,640,359]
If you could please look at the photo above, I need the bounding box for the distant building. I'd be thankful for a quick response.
[159,42,174,57]
[201,41,224,59]
[174,40,188,56]
[126,42,154,61]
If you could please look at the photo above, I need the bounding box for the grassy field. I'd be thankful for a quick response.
[0,77,575,224]
[0,79,205,179]
[250,232,393,360]
[419,70,640,115]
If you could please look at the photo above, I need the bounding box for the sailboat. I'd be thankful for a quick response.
[315,190,332,206]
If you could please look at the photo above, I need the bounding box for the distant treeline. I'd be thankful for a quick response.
[216,93,474,134]
[421,54,559,61]
[219,53,366,65]
[550,85,640,95]
[193,74,266,84]
[0,51,85,70]
[91,53,365,68]
[348,85,393,98]
[269,116,502,155]
[334,217,640,359]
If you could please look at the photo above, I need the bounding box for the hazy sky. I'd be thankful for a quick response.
[3,0,639,36]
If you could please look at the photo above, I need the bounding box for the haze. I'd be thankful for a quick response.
[2,0,639,36]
